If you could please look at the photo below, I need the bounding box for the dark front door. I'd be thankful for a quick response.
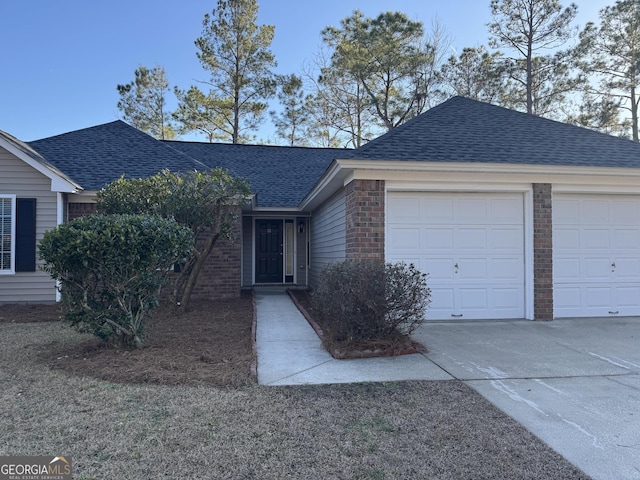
[256,220,283,283]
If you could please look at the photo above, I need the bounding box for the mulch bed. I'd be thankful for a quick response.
[0,302,64,323]
[288,289,426,359]
[0,292,255,387]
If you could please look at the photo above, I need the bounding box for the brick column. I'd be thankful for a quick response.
[345,179,385,260]
[533,183,553,320]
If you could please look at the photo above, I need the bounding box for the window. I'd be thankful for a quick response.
[0,196,15,273]
[0,196,36,274]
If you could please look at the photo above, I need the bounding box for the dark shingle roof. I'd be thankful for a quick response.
[164,142,347,207]
[29,121,205,190]
[347,96,640,168]
[28,120,348,207]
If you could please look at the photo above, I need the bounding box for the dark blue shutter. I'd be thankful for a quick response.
[16,198,36,272]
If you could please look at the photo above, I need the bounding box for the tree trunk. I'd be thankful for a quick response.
[631,85,639,142]
[177,204,232,312]
[178,232,221,313]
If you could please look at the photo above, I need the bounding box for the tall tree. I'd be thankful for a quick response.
[576,0,640,141]
[442,46,511,104]
[488,0,578,115]
[567,92,632,138]
[322,10,441,132]
[117,65,175,140]
[304,46,379,147]
[193,0,277,143]
[173,86,229,143]
[269,74,310,146]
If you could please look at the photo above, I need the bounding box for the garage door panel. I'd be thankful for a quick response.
[555,258,581,281]
[388,228,421,251]
[493,288,524,310]
[425,258,456,281]
[387,192,524,320]
[422,198,454,222]
[456,199,488,223]
[582,229,611,250]
[612,200,640,223]
[614,257,640,280]
[584,258,612,281]
[387,196,420,221]
[555,286,581,311]
[554,199,580,223]
[615,286,640,310]
[457,228,487,250]
[585,286,612,308]
[424,228,454,250]
[458,288,489,309]
[490,257,524,280]
[554,228,580,250]
[428,288,455,318]
[554,194,640,318]
[613,229,640,250]
[490,227,523,252]
[581,200,609,224]
[456,258,487,280]
[490,198,523,222]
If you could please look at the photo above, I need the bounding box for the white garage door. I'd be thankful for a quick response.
[387,192,525,320]
[554,194,640,318]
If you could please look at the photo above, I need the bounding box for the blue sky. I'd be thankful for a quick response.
[0,0,611,142]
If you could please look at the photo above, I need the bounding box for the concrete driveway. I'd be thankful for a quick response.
[413,317,640,480]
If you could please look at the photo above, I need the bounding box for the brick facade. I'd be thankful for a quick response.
[345,179,385,260]
[67,202,96,220]
[533,183,553,320]
[189,216,242,300]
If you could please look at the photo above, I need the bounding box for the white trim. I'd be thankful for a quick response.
[337,159,640,179]
[0,195,16,275]
[55,193,64,301]
[301,159,640,211]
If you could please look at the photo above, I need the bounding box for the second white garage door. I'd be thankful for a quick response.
[387,192,525,320]
[554,194,640,318]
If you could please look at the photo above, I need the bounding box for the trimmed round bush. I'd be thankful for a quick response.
[312,260,430,343]
[39,214,194,348]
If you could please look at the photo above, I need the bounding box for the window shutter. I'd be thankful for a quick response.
[16,198,36,272]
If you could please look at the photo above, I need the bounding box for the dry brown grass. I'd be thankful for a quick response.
[0,298,591,479]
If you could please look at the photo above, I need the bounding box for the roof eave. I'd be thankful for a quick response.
[300,158,640,211]
[0,134,82,193]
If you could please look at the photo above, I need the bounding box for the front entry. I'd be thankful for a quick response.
[256,219,283,283]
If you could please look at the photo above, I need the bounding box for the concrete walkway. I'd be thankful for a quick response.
[255,289,640,480]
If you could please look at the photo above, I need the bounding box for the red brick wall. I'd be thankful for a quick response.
[189,216,242,300]
[533,183,553,320]
[67,202,96,220]
[345,179,385,260]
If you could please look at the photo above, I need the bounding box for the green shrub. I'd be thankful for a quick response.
[312,260,430,343]
[39,214,193,348]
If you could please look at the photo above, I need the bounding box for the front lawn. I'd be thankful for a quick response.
[0,297,590,479]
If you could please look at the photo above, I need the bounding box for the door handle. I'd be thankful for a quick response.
[611,261,616,272]
[454,263,459,273]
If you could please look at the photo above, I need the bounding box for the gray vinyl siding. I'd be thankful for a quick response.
[309,189,346,287]
[0,147,58,303]
[241,216,253,287]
